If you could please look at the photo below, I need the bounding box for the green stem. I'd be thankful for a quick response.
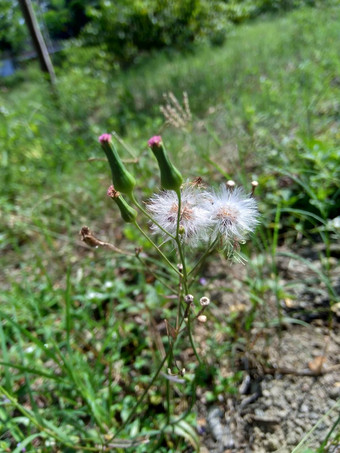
[174,189,189,335]
[0,386,101,452]
[134,222,181,276]
[130,193,176,240]
[165,344,174,425]
[175,189,181,238]
[113,347,171,439]
[169,380,197,425]
[187,314,202,364]
[188,237,219,280]
[174,190,202,364]
[113,301,196,439]
[174,190,188,294]
[136,255,177,294]
[176,279,183,330]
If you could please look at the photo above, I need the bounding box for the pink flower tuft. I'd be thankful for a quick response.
[148,135,162,148]
[107,185,119,198]
[99,133,112,144]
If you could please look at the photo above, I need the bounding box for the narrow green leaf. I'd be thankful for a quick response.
[0,361,64,382]
[12,433,43,453]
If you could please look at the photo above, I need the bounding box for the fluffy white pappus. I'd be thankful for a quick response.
[146,186,211,246]
[206,185,260,244]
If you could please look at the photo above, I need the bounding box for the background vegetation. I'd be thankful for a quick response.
[0,0,339,452]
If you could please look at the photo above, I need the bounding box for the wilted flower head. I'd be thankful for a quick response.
[200,296,210,306]
[107,185,137,223]
[107,184,119,198]
[146,185,211,246]
[184,294,194,303]
[206,185,259,245]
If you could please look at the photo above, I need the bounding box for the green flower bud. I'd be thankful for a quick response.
[148,136,182,192]
[107,185,137,223]
[178,225,185,236]
[99,134,136,196]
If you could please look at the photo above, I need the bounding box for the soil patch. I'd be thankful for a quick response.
[197,246,340,452]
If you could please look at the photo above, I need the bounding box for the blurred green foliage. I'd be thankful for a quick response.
[0,0,335,64]
[0,0,27,52]
[81,0,333,65]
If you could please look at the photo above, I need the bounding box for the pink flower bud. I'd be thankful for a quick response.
[147,135,162,148]
[99,134,136,195]
[147,135,182,191]
[99,133,112,144]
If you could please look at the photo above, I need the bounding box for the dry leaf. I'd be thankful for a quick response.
[308,355,326,373]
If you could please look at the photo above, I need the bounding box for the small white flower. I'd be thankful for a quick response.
[206,185,259,245]
[146,185,211,246]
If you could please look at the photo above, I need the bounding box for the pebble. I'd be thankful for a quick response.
[329,387,340,399]
[265,434,281,451]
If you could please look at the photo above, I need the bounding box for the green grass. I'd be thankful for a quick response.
[1,3,340,452]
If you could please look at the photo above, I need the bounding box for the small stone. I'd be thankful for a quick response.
[264,433,281,452]
[329,386,340,399]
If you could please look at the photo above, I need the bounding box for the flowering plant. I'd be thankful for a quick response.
[82,132,259,442]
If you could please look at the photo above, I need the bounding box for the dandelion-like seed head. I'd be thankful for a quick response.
[207,185,259,245]
[146,184,211,246]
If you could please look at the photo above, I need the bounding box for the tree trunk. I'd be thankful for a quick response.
[18,0,56,86]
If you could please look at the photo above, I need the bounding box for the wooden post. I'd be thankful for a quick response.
[18,0,56,86]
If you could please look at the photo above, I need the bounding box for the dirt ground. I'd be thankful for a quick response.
[196,246,340,453]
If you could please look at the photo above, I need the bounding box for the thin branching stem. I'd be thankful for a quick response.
[130,193,176,240]
[188,237,219,282]
[134,221,181,276]
[174,189,189,294]
[187,312,202,364]
[136,254,177,294]
[174,189,202,364]
[113,346,172,439]
[0,386,102,451]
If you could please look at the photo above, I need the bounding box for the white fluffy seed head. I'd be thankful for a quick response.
[146,184,211,246]
[206,185,260,244]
